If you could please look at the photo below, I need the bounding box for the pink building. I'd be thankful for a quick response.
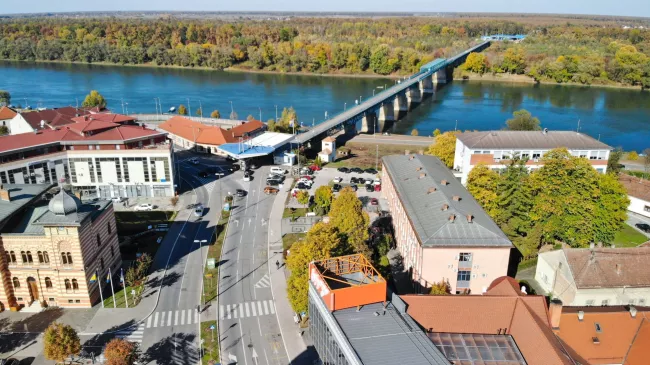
[381,154,512,294]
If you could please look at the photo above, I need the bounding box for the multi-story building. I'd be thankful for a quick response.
[619,173,650,218]
[0,184,121,310]
[453,130,612,184]
[0,114,174,198]
[7,106,103,135]
[381,154,512,294]
[535,246,650,306]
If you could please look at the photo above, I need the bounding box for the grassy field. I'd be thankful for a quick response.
[283,232,306,251]
[102,284,142,308]
[612,223,649,247]
[200,320,219,364]
[283,207,308,218]
[203,210,230,304]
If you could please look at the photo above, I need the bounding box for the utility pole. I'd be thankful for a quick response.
[275,105,278,122]
[199,100,203,118]
[230,101,234,115]
[154,98,159,117]
[187,98,191,117]
[259,107,262,121]
[376,144,379,171]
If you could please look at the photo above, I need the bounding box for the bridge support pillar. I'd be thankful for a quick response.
[393,94,408,118]
[406,88,422,109]
[360,112,377,134]
[433,68,448,84]
[419,76,434,94]
[378,103,395,122]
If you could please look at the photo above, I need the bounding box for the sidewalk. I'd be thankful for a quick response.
[267,178,312,361]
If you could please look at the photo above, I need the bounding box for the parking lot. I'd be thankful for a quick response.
[286,167,388,213]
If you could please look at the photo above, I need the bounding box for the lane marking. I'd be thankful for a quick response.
[269,301,276,314]
[245,302,250,317]
[174,310,179,326]
[181,309,186,325]
[263,301,269,315]
[167,311,172,327]
[146,315,152,328]
[153,312,159,328]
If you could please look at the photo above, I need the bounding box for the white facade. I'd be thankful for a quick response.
[628,196,650,218]
[318,138,337,163]
[7,114,37,135]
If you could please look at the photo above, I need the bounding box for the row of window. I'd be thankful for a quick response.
[5,251,73,265]
[585,298,647,306]
[11,277,80,291]
[475,149,608,161]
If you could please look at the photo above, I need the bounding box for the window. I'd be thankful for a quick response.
[595,323,602,333]
[521,152,530,160]
[21,251,27,263]
[96,233,101,247]
[457,270,471,282]
[64,279,72,291]
[68,299,74,303]
[72,279,79,291]
[110,246,114,257]
[75,299,81,303]
[532,151,542,159]
[100,257,105,270]
[61,252,73,265]
[459,253,472,262]
[107,222,112,235]
[25,251,33,264]
[45,277,53,289]
[579,151,588,158]
[586,300,595,306]
[6,250,16,263]
[601,299,609,306]
[644,205,650,213]
[38,251,45,263]
[43,251,49,263]
[12,277,20,288]
[49,298,55,302]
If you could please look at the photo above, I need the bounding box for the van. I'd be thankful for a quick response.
[270,167,286,175]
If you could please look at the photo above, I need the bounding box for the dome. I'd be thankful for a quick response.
[48,189,81,215]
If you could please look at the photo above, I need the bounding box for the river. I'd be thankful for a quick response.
[1,61,649,152]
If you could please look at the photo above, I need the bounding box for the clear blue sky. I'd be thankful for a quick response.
[2,0,648,18]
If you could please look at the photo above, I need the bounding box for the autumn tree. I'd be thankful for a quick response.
[210,110,221,118]
[501,47,527,74]
[506,109,541,131]
[314,185,334,214]
[433,128,441,137]
[329,187,370,257]
[593,172,629,243]
[0,90,10,106]
[82,90,107,109]
[607,147,624,175]
[426,131,458,168]
[411,129,419,136]
[296,190,310,209]
[429,280,451,295]
[286,222,343,313]
[247,114,255,121]
[44,322,81,363]
[463,52,488,74]
[466,164,501,218]
[628,151,639,160]
[195,107,202,117]
[104,338,138,365]
[178,104,187,115]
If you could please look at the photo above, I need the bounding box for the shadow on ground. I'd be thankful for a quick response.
[142,332,198,365]
[0,307,65,354]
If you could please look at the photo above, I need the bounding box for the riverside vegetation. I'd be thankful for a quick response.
[0,16,648,88]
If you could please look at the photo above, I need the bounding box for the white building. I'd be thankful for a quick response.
[0,115,175,198]
[317,137,336,163]
[453,130,612,184]
[619,173,650,218]
[535,247,650,307]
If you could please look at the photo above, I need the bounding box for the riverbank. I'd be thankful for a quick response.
[457,71,645,91]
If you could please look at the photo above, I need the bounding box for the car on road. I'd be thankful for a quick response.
[266,178,281,186]
[270,167,287,175]
[370,198,379,205]
[309,165,322,171]
[350,167,363,173]
[198,171,209,178]
[332,184,342,192]
[333,177,343,183]
[295,182,310,190]
[337,167,350,173]
[189,157,199,164]
[236,189,247,197]
[365,168,378,174]
[243,172,251,182]
[636,223,650,233]
[264,186,279,195]
[365,184,374,192]
[194,205,204,217]
[134,203,154,211]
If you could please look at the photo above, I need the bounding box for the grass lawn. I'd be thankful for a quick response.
[102,284,143,308]
[283,207,308,218]
[203,210,230,304]
[283,232,306,251]
[612,223,649,247]
[115,211,177,235]
[325,142,413,169]
[200,320,219,364]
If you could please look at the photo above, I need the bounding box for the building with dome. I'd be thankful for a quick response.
[0,183,121,310]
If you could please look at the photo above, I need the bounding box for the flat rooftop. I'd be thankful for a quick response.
[218,132,294,159]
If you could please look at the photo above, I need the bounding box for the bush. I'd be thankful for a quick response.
[628,151,639,160]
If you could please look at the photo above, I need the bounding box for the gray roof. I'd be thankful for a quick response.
[0,184,53,225]
[382,155,511,247]
[333,302,449,365]
[48,189,81,215]
[33,199,111,227]
[456,131,612,150]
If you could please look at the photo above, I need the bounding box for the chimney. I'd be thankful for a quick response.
[466,214,473,223]
[419,172,426,179]
[441,204,449,211]
[0,184,10,202]
[590,242,595,249]
[630,306,638,318]
[578,311,585,322]
[408,155,415,160]
[449,214,456,222]
[441,179,448,185]
[549,299,562,329]
[452,195,461,201]
[427,187,437,194]
[416,167,422,171]
[616,264,622,275]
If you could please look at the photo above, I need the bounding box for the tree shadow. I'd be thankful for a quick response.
[141,332,198,365]
[0,307,64,354]
[145,271,181,290]
[83,319,139,348]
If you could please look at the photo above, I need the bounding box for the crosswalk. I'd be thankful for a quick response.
[254,274,271,289]
[220,300,276,320]
[146,308,201,329]
[114,323,146,343]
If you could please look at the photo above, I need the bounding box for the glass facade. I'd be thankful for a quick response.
[309,296,351,365]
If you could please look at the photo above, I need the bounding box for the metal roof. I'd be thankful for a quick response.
[218,132,294,159]
[333,302,450,365]
[456,131,612,150]
[0,184,52,225]
[382,155,511,248]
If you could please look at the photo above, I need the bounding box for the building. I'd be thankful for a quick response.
[453,130,612,184]
[0,114,174,198]
[551,302,650,365]
[217,132,296,165]
[0,185,121,310]
[381,154,512,294]
[402,276,575,365]
[0,106,17,129]
[7,107,102,135]
[535,247,650,307]
[159,116,266,154]
[317,137,336,163]
[618,174,650,218]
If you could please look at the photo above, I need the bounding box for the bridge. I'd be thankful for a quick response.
[294,41,491,145]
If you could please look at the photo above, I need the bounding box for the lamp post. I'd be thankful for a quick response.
[230,101,234,115]
[154,98,159,117]
[344,102,347,111]
[275,105,278,122]
[198,100,203,119]
[187,98,191,117]
[259,107,262,122]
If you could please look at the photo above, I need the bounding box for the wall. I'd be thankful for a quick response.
[420,247,510,294]
[8,115,35,135]
[628,196,650,218]
[572,287,650,307]
[535,251,576,304]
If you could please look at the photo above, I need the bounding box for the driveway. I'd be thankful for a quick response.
[627,212,650,238]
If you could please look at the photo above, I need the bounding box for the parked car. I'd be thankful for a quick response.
[365,168,378,174]
[374,184,382,192]
[350,185,358,192]
[243,172,251,182]
[298,178,313,186]
[111,197,123,203]
[337,167,350,173]
[370,198,379,205]
[333,177,343,183]
[134,203,154,211]
[250,163,258,170]
[189,158,199,165]
[264,186,279,195]
[268,173,284,180]
[266,178,281,186]
[332,184,342,192]
[350,167,363,173]
[365,178,374,185]
[227,165,240,172]
[198,171,209,178]
[270,167,287,175]
[296,182,310,190]
[309,165,322,171]
[300,175,313,181]
[194,205,204,217]
[636,223,650,233]
[373,179,381,186]
[350,177,359,184]
[365,184,374,192]
[299,167,312,175]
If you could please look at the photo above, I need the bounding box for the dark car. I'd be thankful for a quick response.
[350,185,358,192]
[364,168,378,174]
[337,167,350,173]
[365,184,374,192]
[332,184,342,192]
[350,177,359,184]
[296,182,309,190]
[236,189,247,197]
[266,178,281,186]
[198,171,209,178]
[636,223,650,233]
[227,165,240,172]
[350,167,363,173]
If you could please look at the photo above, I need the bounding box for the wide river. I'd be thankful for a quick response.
[1,61,649,151]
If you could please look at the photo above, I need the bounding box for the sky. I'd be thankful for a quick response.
[2,0,649,18]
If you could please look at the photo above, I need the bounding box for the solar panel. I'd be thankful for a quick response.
[428,333,527,365]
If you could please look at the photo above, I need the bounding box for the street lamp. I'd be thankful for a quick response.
[154,98,159,116]
[275,105,278,122]
[187,98,192,117]
[259,107,262,121]
[195,239,208,306]
[230,101,234,115]
[344,102,347,111]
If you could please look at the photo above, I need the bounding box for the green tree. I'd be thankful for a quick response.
[329,187,370,257]
[0,125,8,135]
[279,107,298,132]
[44,322,81,362]
[81,90,107,109]
[195,107,202,117]
[267,119,277,132]
[506,109,541,131]
[314,185,334,213]
[370,45,397,75]
[104,338,138,365]
[463,52,488,74]
[286,222,342,313]
[411,129,419,136]
[314,155,323,168]
[433,128,441,137]
[210,110,221,118]
[426,131,458,168]
[593,172,629,244]
[607,147,624,175]
[501,47,527,74]
[178,104,187,115]
[0,90,10,106]
[429,280,451,295]
[296,190,310,209]
[466,164,501,218]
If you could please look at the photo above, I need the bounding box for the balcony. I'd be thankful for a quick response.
[456,280,471,289]
[458,260,473,269]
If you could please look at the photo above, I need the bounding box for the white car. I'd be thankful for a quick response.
[134,203,153,211]
[194,205,204,217]
[270,167,287,175]
[243,173,251,182]
[111,197,123,203]
[365,178,374,185]
[298,178,313,185]
[373,179,381,186]
[333,177,343,184]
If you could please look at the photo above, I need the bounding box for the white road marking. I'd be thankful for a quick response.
[181,309,186,325]
[167,311,172,326]
[245,302,250,317]
[254,274,271,289]
[220,305,225,319]
[174,310,179,326]
[257,301,263,316]
[239,304,244,318]
[195,308,199,324]
[146,315,152,328]
[263,300,269,315]
[227,305,232,320]
[153,312,159,328]
[269,301,275,314]
[219,301,279,319]
[251,302,257,316]
[160,312,165,327]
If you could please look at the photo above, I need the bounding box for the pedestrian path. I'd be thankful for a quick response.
[254,274,271,289]
[145,308,201,328]
[220,300,276,320]
[114,323,146,343]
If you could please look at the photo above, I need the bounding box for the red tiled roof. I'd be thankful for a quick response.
[71,113,136,124]
[484,276,525,296]
[159,116,236,146]
[67,120,120,134]
[619,174,650,202]
[230,120,265,138]
[565,247,650,289]
[0,106,17,120]
[624,319,650,365]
